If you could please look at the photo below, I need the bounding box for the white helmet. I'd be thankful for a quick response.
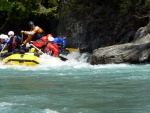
[48,36,54,41]
[0,34,8,39]
[8,31,14,36]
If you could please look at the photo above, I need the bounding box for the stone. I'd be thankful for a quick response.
[87,24,150,64]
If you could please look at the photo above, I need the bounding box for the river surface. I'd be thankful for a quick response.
[0,52,150,113]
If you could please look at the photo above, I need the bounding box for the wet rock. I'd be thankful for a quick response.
[87,24,150,64]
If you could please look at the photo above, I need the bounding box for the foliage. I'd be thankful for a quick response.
[57,0,150,18]
[0,0,150,24]
[120,0,150,15]
[0,0,58,21]
[0,0,9,11]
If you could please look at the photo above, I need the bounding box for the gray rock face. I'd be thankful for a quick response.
[57,13,143,52]
[56,12,149,64]
[87,25,150,64]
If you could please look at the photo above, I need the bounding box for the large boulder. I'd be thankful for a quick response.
[87,24,150,64]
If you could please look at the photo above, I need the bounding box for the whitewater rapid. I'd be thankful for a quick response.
[0,51,135,71]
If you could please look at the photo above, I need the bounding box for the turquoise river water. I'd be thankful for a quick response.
[0,52,150,113]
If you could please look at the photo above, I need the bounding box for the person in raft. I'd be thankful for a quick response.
[53,36,70,55]
[31,35,59,57]
[7,31,22,53]
[41,36,59,57]
[0,34,9,52]
[0,31,22,58]
[21,21,45,47]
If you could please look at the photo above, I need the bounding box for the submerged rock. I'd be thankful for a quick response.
[87,24,150,64]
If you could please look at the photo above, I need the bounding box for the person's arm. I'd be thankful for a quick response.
[22,35,33,45]
[21,27,39,35]
[21,29,34,46]
[62,39,66,47]
[0,45,2,51]
[15,36,21,42]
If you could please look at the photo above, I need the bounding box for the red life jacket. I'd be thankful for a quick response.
[43,43,59,57]
[33,40,44,48]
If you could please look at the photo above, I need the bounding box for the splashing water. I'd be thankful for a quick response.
[0,52,92,70]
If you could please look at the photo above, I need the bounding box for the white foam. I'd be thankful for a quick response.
[44,109,59,113]
[0,102,25,107]
[0,52,136,71]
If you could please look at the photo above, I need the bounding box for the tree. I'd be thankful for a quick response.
[0,0,59,31]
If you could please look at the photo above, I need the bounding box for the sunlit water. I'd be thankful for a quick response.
[0,52,150,113]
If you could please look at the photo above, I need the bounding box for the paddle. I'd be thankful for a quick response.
[66,48,80,52]
[30,43,44,54]
[0,43,7,59]
[21,33,23,43]
[30,43,68,61]
[59,54,68,61]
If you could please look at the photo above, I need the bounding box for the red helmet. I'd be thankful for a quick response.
[47,34,53,37]
[41,36,48,42]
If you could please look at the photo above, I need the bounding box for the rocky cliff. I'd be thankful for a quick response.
[56,11,149,64]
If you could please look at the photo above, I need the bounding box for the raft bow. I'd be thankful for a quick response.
[2,53,40,66]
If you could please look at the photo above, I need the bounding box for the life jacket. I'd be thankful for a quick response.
[33,40,44,48]
[7,36,21,52]
[23,26,45,44]
[43,43,59,57]
[32,26,45,41]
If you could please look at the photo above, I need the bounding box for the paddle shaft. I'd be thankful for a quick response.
[21,33,23,43]
[30,44,44,54]
[0,43,7,55]
[66,48,80,52]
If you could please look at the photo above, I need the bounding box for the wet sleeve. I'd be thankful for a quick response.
[0,46,2,51]
[23,35,33,44]
[62,39,66,47]
[16,36,21,42]
[48,44,59,57]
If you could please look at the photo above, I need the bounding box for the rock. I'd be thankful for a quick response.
[87,24,150,64]
[57,13,144,52]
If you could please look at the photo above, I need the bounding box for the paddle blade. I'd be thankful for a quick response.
[59,55,68,61]
[66,48,80,52]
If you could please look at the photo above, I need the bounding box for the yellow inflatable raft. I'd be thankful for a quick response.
[1,48,80,66]
[2,53,40,66]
